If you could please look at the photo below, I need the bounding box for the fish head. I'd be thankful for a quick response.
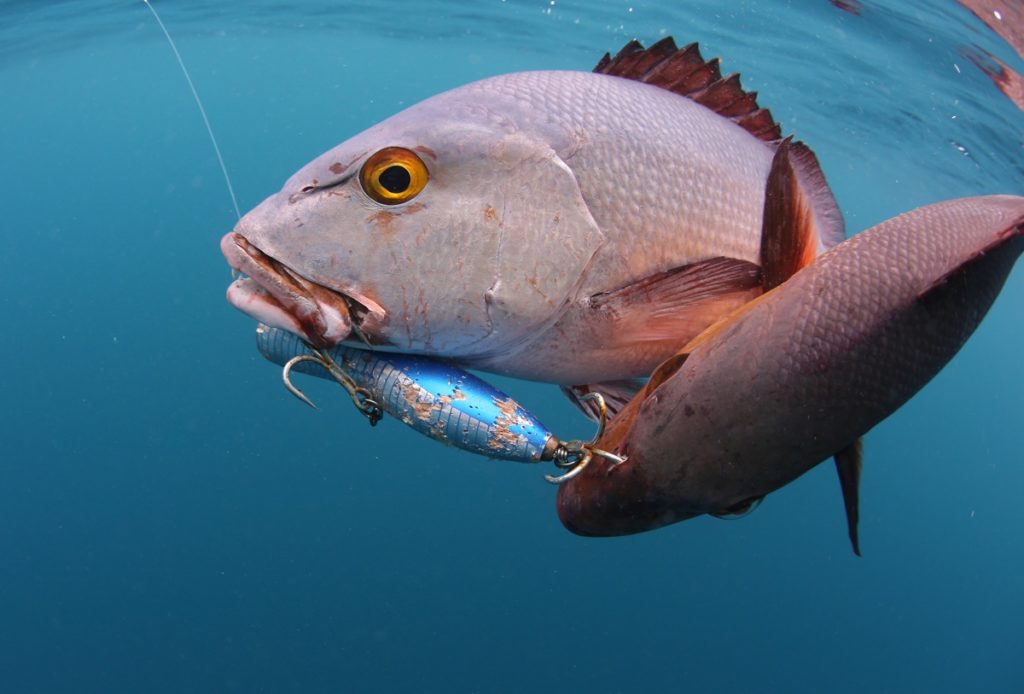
[222,80,604,354]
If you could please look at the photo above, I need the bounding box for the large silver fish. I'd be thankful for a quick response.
[221,38,844,408]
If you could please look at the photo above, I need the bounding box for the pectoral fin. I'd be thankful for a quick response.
[586,256,761,346]
[834,438,864,557]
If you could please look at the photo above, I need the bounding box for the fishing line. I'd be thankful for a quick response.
[143,0,241,220]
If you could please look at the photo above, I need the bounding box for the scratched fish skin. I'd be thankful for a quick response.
[255,325,554,463]
[221,41,843,388]
[557,195,1024,538]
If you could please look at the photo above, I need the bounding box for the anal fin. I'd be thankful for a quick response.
[834,438,864,557]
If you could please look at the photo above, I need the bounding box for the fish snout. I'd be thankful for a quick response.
[220,230,354,347]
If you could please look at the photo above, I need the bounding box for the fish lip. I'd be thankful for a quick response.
[220,231,381,347]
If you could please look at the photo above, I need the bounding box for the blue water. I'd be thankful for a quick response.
[2,1,1022,692]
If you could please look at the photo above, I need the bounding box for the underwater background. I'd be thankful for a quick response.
[1,1,1022,691]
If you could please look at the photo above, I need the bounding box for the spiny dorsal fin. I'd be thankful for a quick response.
[594,37,783,142]
[834,438,864,557]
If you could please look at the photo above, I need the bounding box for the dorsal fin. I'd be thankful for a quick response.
[594,37,783,142]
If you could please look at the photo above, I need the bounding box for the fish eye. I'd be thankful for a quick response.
[359,147,429,205]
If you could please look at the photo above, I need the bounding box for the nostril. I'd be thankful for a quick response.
[288,181,319,204]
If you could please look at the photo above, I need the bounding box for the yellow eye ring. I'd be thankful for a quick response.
[359,147,429,205]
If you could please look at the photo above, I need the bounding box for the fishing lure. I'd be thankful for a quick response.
[255,325,624,481]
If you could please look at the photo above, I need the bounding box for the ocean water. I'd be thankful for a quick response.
[1,1,1022,692]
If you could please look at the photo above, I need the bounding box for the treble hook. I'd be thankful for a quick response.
[281,348,383,426]
[544,392,628,484]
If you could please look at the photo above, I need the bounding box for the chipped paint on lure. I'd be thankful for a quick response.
[256,325,555,463]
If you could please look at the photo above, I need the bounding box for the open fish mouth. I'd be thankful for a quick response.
[220,231,383,348]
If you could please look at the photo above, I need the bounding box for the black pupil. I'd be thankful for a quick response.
[378,165,411,194]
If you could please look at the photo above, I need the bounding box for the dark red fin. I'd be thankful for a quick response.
[760,137,819,290]
[594,37,783,142]
[834,438,863,557]
[561,379,646,422]
[788,140,846,249]
[760,137,847,290]
[644,352,689,397]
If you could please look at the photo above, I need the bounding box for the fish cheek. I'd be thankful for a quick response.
[363,202,425,244]
[356,195,500,353]
[482,151,605,342]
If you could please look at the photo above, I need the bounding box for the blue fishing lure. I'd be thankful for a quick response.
[256,325,555,463]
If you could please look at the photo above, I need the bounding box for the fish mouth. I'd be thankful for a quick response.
[220,231,385,348]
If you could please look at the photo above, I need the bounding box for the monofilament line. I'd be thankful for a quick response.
[144,0,241,220]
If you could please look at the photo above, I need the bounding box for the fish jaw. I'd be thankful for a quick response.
[221,231,374,348]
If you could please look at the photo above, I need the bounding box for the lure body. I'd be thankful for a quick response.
[256,325,554,462]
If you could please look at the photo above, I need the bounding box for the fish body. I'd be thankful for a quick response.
[557,196,1024,546]
[222,39,843,392]
[256,325,554,462]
